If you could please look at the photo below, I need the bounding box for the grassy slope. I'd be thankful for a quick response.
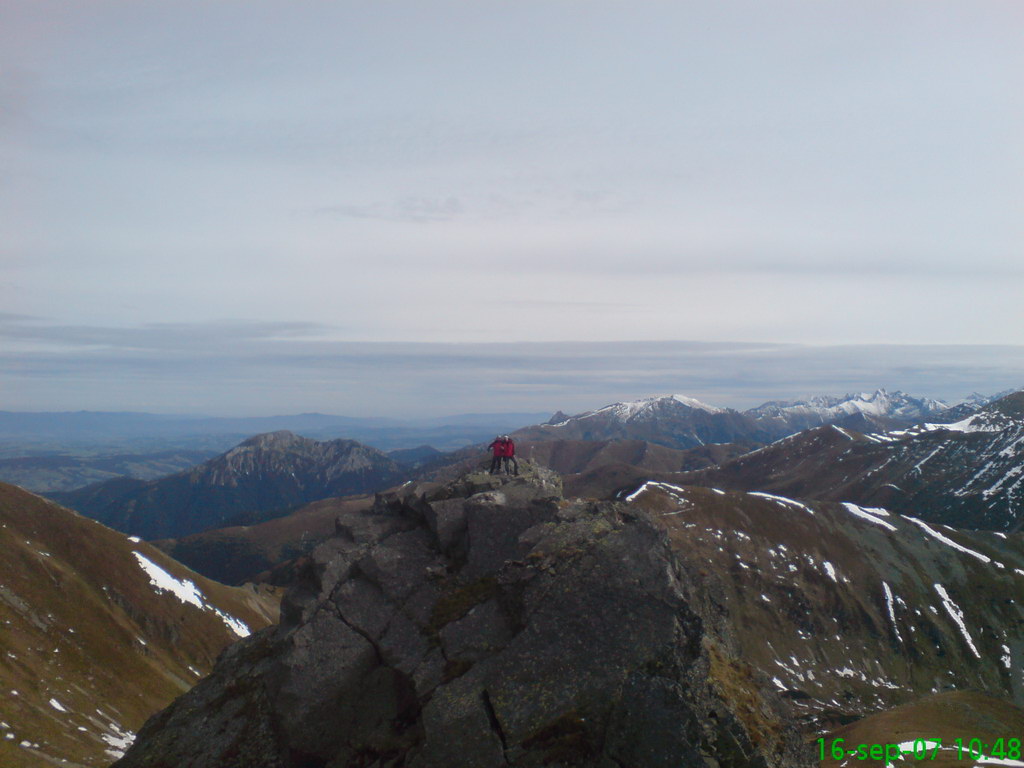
[0,482,280,767]
[820,690,1024,768]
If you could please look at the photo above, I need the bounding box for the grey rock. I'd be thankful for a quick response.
[423,496,468,553]
[354,528,439,604]
[114,468,812,768]
[463,492,560,579]
[439,598,515,662]
[413,677,508,768]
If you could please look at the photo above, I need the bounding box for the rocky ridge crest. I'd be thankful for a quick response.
[114,463,811,768]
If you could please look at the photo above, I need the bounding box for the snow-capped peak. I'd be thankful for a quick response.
[749,389,948,421]
[587,394,725,422]
[669,394,725,413]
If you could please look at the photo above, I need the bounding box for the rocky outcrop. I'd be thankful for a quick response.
[114,463,812,768]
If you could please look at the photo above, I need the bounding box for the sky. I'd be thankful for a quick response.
[2,1,1023,416]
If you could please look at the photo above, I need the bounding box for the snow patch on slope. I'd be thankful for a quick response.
[748,492,815,515]
[841,503,898,532]
[938,414,1004,434]
[132,552,251,638]
[881,582,903,643]
[101,722,135,760]
[905,518,993,565]
[933,583,980,658]
[625,480,690,504]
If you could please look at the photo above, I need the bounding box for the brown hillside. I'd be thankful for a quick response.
[820,690,1024,768]
[0,482,279,767]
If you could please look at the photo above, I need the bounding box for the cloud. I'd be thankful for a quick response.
[3,316,1023,417]
[3,0,1022,390]
[313,196,464,223]
[0,316,332,352]
[0,312,40,323]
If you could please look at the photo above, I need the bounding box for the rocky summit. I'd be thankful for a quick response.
[114,463,812,768]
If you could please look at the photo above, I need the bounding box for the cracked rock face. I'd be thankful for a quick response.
[114,466,811,768]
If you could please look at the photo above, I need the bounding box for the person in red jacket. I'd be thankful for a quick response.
[487,435,504,474]
[502,435,519,476]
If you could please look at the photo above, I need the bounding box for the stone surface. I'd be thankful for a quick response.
[114,468,812,768]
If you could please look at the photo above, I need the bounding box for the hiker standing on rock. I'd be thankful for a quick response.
[502,435,519,476]
[488,435,505,474]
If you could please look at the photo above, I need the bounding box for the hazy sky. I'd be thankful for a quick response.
[3,1,1023,415]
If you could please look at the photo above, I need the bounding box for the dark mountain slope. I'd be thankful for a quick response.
[679,391,1024,531]
[154,494,375,586]
[0,482,279,768]
[51,431,405,540]
[522,438,757,476]
[386,444,443,469]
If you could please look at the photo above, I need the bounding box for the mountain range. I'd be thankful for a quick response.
[675,391,1024,531]
[515,389,998,452]
[0,410,551,454]
[44,389,1024,588]
[744,389,951,435]
[51,431,406,540]
[0,389,1004,495]
[3,386,1023,766]
[150,438,759,588]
